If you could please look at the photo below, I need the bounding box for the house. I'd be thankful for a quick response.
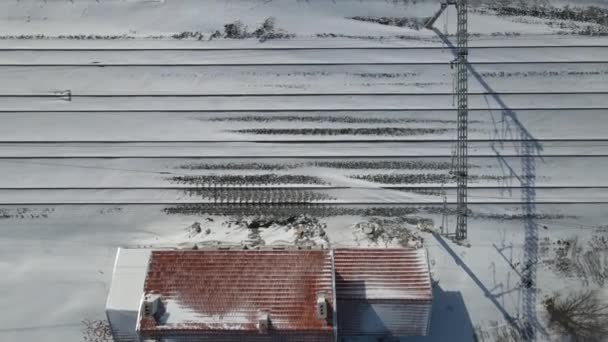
[106,248,432,342]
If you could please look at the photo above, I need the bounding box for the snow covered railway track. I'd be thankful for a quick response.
[4,63,608,94]
[1,185,607,190]
[3,107,608,113]
[1,93,606,111]
[0,139,606,143]
[1,201,608,205]
[0,156,603,188]
[2,108,607,115]
[2,90,607,97]
[1,46,606,64]
[2,155,608,159]
[2,61,606,67]
[0,141,606,157]
[2,45,606,51]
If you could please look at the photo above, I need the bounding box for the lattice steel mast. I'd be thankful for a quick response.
[424,0,468,240]
[455,0,468,240]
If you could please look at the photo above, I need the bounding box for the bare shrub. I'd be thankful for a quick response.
[223,20,248,39]
[474,321,521,342]
[348,16,430,30]
[489,5,608,27]
[82,319,113,342]
[222,18,294,41]
[543,290,608,341]
[254,17,276,37]
[253,17,294,41]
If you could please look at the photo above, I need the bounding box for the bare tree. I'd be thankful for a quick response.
[543,290,608,341]
[82,319,113,342]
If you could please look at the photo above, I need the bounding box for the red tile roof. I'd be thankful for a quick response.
[334,248,432,301]
[139,250,334,337]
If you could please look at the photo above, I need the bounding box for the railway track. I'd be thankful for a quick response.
[1,107,606,113]
[1,90,607,97]
[0,141,604,157]
[2,61,606,66]
[2,45,607,51]
[1,43,606,207]
[0,201,606,205]
[1,155,607,159]
[2,45,607,65]
[0,186,607,205]
[0,186,607,190]
[0,139,605,143]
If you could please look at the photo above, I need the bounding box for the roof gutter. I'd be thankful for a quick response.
[330,249,338,342]
[105,248,122,341]
[424,247,433,336]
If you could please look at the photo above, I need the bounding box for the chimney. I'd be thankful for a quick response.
[257,311,270,333]
[142,294,162,319]
[316,294,328,320]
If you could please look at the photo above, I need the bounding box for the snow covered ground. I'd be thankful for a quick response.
[1,0,608,341]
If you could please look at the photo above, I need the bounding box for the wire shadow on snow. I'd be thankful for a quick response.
[431,232,516,326]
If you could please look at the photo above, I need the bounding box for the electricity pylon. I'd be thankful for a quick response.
[425,0,468,240]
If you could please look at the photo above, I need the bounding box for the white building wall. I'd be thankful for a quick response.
[337,301,432,337]
[105,248,151,342]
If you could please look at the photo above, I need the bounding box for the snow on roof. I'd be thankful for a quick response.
[105,248,151,341]
[106,248,151,311]
[334,248,433,337]
[138,250,334,336]
[334,248,432,301]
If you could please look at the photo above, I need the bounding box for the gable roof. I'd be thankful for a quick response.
[138,250,334,336]
[334,248,432,301]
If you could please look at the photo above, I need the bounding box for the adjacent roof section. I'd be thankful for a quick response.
[334,248,433,337]
[139,250,334,335]
[334,248,432,301]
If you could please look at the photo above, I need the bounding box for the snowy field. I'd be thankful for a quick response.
[1,0,608,341]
